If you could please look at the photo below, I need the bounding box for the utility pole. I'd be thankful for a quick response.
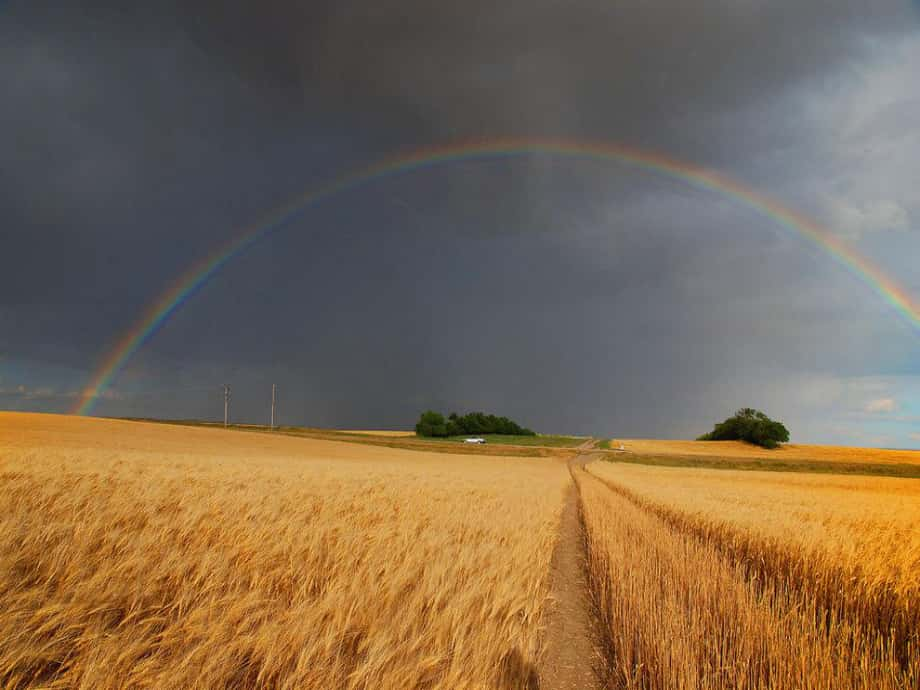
[223,384,231,428]
[270,384,276,431]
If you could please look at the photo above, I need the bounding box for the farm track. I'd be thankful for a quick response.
[539,455,605,690]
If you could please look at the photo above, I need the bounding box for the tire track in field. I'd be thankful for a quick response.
[539,455,606,690]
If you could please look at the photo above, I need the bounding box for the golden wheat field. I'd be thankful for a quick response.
[590,462,920,593]
[0,413,567,689]
[4,412,920,690]
[582,460,920,688]
[339,430,416,437]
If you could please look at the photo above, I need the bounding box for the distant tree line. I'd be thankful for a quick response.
[415,410,536,438]
[698,408,789,449]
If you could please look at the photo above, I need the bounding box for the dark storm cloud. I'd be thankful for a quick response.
[2,1,918,443]
[176,0,915,151]
[1,2,369,361]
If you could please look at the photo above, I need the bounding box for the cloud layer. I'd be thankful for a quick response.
[2,1,919,445]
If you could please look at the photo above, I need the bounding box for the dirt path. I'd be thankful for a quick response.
[539,455,605,690]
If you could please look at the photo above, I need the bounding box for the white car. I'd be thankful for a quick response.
[463,437,487,444]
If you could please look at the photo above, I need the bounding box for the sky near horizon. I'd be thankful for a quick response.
[1,1,919,447]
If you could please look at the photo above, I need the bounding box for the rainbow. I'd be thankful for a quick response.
[72,138,920,415]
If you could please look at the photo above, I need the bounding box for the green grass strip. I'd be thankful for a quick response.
[601,453,920,479]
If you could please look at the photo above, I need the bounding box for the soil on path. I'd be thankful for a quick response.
[539,455,605,690]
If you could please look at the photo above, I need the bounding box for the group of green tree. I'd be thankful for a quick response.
[698,408,789,449]
[415,410,536,438]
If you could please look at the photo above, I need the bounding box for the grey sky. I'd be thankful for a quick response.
[2,1,919,445]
